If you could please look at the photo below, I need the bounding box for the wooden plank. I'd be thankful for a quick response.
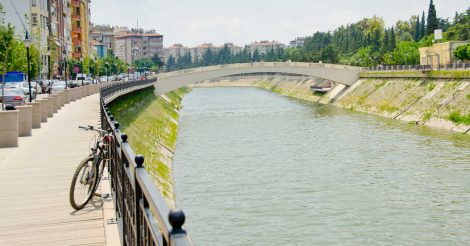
[0,95,109,245]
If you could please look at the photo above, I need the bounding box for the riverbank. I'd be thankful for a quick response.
[193,77,470,134]
[108,86,191,207]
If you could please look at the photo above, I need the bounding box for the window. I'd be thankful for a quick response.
[32,14,38,26]
[32,0,37,7]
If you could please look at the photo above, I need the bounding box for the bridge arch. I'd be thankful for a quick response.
[153,62,362,95]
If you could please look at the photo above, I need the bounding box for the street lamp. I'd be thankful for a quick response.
[63,46,68,89]
[79,58,84,86]
[24,31,33,102]
[45,48,51,94]
[105,61,109,82]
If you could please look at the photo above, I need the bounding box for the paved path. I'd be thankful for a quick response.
[0,94,106,245]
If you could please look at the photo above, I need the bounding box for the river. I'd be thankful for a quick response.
[172,87,470,245]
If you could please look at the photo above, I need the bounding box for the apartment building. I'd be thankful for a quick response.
[114,30,164,64]
[289,37,307,48]
[71,0,91,60]
[247,40,286,55]
[163,44,190,61]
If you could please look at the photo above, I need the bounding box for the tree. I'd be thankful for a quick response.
[252,49,260,62]
[383,41,420,65]
[420,12,426,39]
[165,55,176,71]
[151,53,164,71]
[453,44,470,61]
[414,15,421,41]
[426,0,438,35]
[389,27,397,51]
[445,8,470,41]
[320,45,339,63]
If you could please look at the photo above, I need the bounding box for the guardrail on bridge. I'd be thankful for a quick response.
[100,79,193,246]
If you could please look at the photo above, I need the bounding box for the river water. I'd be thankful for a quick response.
[172,87,470,245]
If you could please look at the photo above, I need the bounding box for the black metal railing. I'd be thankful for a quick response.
[100,79,193,246]
[365,63,470,71]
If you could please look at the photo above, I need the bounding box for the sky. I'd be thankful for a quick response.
[91,0,468,47]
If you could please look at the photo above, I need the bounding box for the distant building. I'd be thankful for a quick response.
[91,40,107,59]
[164,44,190,61]
[71,0,91,60]
[185,42,243,62]
[247,40,286,55]
[419,41,469,67]
[289,37,307,48]
[114,30,164,64]
[90,24,115,51]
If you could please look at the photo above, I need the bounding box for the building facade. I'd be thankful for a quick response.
[419,41,470,67]
[90,24,115,51]
[247,40,286,55]
[163,44,190,62]
[289,37,306,48]
[114,30,164,65]
[71,0,91,60]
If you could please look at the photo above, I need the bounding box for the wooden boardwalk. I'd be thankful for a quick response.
[0,94,107,245]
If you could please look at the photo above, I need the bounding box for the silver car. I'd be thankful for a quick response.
[51,81,66,92]
[0,88,26,107]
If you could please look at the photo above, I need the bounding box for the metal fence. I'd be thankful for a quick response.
[365,63,470,71]
[100,79,193,246]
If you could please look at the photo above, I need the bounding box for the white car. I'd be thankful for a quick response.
[99,76,108,82]
[51,81,66,92]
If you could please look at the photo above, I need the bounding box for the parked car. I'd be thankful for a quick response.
[51,81,66,92]
[0,88,26,107]
[68,80,79,88]
[99,76,108,82]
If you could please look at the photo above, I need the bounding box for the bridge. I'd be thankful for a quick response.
[153,62,362,95]
[0,62,362,245]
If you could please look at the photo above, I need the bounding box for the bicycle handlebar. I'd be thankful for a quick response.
[78,125,108,134]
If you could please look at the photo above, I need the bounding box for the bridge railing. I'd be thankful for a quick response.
[100,79,193,246]
[156,62,363,79]
[365,63,470,71]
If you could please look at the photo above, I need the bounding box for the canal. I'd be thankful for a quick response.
[172,87,470,245]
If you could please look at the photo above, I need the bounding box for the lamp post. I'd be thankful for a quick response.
[80,58,84,86]
[24,31,33,102]
[63,47,68,89]
[105,61,109,82]
[46,48,51,94]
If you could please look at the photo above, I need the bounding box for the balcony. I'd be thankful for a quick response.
[72,14,80,21]
[72,37,81,45]
[72,0,80,7]
[72,52,82,59]
[72,26,81,33]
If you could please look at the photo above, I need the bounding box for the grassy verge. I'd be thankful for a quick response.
[108,86,191,201]
[448,112,470,125]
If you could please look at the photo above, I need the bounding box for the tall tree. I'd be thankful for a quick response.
[389,27,397,51]
[414,14,421,41]
[426,0,438,35]
[420,12,426,39]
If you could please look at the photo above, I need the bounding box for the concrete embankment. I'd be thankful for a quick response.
[108,86,191,207]
[193,77,470,134]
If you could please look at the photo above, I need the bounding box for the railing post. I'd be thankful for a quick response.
[169,209,187,245]
[134,155,144,246]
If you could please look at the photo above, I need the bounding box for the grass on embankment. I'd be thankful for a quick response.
[108,86,191,202]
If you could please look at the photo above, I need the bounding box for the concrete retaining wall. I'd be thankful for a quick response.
[0,111,18,147]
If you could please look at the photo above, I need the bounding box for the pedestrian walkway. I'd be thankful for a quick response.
[0,94,107,245]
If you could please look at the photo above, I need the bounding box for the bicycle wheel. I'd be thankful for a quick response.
[69,156,98,210]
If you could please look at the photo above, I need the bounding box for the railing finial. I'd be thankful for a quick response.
[135,155,144,168]
[169,209,186,234]
[110,115,115,121]
[114,121,120,129]
[121,133,128,142]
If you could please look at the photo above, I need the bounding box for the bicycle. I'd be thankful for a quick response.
[69,125,113,210]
